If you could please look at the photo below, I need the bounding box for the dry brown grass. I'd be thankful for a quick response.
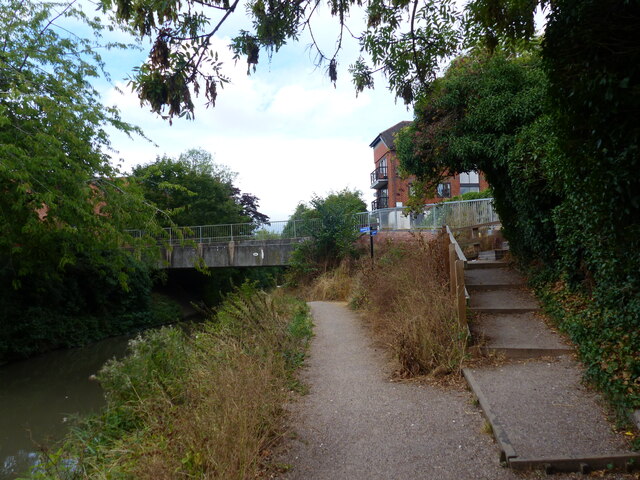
[305,261,356,301]
[38,287,313,480]
[128,342,285,479]
[349,233,469,377]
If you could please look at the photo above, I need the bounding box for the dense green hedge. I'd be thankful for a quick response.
[396,1,640,412]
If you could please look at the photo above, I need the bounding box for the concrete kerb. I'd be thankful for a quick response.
[466,261,509,269]
[478,346,571,360]
[462,368,517,464]
[466,283,523,291]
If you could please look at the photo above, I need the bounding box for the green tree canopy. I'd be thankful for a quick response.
[287,189,366,280]
[0,0,159,288]
[100,0,470,119]
[396,51,560,262]
[0,0,172,360]
[132,149,269,226]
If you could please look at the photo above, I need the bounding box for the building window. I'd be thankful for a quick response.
[459,171,480,195]
[437,183,451,198]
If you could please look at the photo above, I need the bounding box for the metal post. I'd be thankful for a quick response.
[293,219,297,238]
[370,230,374,260]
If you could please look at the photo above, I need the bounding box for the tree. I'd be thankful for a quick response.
[0,0,159,288]
[99,0,463,119]
[287,189,366,281]
[396,51,561,263]
[0,0,169,360]
[132,148,268,226]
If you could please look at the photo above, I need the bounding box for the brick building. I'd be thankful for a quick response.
[369,121,490,211]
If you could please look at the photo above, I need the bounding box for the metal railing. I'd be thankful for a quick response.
[370,198,498,231]
[371,196,389,211]
[370,165,388,187]
[125,198,497,246]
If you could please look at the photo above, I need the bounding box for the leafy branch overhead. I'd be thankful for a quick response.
[100,0,543,119]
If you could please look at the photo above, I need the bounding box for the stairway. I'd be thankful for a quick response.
[466,261,571,360]
[461,258,640,473]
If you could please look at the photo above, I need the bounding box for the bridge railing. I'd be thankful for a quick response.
[125,198,497,246]
[370,198,498,231]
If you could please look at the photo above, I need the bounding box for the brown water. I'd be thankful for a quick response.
[0,336,131,479]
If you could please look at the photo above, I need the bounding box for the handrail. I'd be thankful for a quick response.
[445,225,467,263]
[444,225,468,330]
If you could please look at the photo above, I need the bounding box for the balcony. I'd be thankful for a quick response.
[371,196,389,211]
[370,165,388,189]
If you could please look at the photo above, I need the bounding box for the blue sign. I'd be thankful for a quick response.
[359,226,370,233]
[371,230,378,236]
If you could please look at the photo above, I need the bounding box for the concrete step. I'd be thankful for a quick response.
[463,359,640,473]
[471,312,572,359]
[465,260,508,269]
[469,287,540,314]
[465,266,526,290]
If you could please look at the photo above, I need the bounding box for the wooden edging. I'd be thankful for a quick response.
[509,453,640,473]
[463,368,518,464]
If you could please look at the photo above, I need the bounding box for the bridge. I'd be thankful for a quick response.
[127,198,497,269]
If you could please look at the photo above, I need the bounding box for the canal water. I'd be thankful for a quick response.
[0,335,131,479]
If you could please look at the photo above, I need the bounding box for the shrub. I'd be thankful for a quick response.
[350,234,467,376]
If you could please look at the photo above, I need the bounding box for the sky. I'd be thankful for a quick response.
[76,2,412,222]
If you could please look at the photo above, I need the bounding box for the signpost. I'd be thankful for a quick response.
[368,223,378,259]
[358,223,378,260]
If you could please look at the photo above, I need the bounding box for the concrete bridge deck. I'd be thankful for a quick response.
[160,238,305,268]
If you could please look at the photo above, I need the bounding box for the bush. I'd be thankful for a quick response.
[324,234,468,377]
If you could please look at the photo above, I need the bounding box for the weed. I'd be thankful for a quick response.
[27,283,313,479]
[349,233,468,377]
[482,419,494,435]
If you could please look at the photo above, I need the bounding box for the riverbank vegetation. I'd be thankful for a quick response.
[0,0,171,362]
[0,0,275,362]
[27,283,312,479]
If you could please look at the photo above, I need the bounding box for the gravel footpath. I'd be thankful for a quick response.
[277,301,519,480]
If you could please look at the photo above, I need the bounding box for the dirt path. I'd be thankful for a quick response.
[277,301,521,480]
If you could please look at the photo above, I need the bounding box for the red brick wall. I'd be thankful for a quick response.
[370,138,491,209]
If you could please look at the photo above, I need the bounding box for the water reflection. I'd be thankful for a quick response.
[0,336,130,479]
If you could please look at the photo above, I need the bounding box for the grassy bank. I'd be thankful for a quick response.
[26,283,312,479]
[305,233,468,378]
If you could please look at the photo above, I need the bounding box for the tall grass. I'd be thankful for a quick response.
[355,234,468,376]
[28,283,312,479]
[306,233,468,377]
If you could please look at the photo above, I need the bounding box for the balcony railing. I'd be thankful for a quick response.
[370,165,388,189]
[371,196,389,211]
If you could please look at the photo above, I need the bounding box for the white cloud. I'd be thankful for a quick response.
[99,18,410,222]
